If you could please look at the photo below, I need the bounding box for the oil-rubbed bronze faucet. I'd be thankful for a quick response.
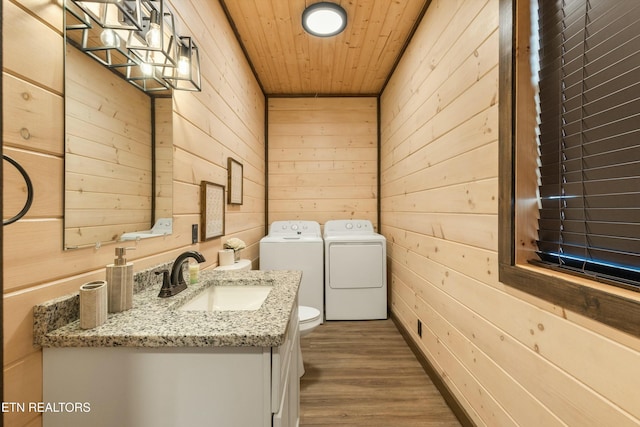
[156,251,206,298]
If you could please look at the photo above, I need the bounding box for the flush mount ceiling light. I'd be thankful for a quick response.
[302,2,347,37]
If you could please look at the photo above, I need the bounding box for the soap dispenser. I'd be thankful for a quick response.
[106,247,134,313]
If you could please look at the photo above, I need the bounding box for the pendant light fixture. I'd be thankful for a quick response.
[127,0,178,67]
[72,0,143,31]
[78,25,140,68]
[66,0,202,92]
[125,58,171,92]
[302,2,347,37]
[163,36,202,91]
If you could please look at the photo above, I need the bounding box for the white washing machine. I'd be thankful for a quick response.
[260,220,324,324]
[324,219,387,320]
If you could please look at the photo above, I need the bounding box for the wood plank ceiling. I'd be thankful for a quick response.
[220,0,429,96]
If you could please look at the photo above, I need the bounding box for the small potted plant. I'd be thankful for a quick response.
[224,238,246,261]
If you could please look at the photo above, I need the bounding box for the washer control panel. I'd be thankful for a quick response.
[268,220,321,237]
[323,219,375,236]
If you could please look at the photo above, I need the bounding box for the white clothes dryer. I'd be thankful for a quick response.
[324,219,387,320]
[260,220,324,325]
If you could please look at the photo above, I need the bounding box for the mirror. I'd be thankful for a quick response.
[63,6,173,249]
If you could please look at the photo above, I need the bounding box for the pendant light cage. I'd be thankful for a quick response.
[65,0,202,92]
[163,36,202,92]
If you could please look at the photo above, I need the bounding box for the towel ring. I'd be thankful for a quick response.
[3,154,34,226]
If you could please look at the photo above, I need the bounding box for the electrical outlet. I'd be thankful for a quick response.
[192,224,198,244]
[417,319,422,337]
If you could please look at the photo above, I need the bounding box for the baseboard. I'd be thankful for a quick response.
[391,313,475,427]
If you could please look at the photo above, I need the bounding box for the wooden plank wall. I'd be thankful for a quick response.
[64,45,153,248]
[267,97,378,229]
[154,98,173,221]
[380,0,640,426]
[1,0,265,424]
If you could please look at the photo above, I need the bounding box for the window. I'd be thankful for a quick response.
[498,0,640,337]
[535,0,640,289]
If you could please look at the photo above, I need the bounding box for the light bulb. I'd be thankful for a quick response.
[100,29,120,48]
[305,10,343,35]
[145,23,162,48]
[177,55,190,76]
[140,62,153,75]
[302,3,347,37]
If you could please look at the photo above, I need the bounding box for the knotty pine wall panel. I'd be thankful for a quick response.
[2,0,265,425]
[381,0,640,425]
[154,98,173,220]
[268,97,378,228]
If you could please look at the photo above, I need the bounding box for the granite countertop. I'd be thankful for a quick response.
[34,269,301,348]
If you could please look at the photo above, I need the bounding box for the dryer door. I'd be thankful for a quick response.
[327,242,384,289]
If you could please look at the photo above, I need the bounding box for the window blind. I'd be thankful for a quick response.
[535,0,640,287]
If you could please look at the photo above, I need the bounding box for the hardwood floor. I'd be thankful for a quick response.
[299,319,462,427]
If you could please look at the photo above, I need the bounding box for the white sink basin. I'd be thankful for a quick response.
[178,285,273,312]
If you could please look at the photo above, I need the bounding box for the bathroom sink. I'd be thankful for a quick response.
[178,285,273,312]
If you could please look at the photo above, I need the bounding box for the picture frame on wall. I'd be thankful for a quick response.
[200,181,225,241]
[227,157,243,205]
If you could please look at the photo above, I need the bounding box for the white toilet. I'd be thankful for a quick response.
[299,305,321,337]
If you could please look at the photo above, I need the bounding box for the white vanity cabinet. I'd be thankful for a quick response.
[271,306,301,427]
[42,305,300,427]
